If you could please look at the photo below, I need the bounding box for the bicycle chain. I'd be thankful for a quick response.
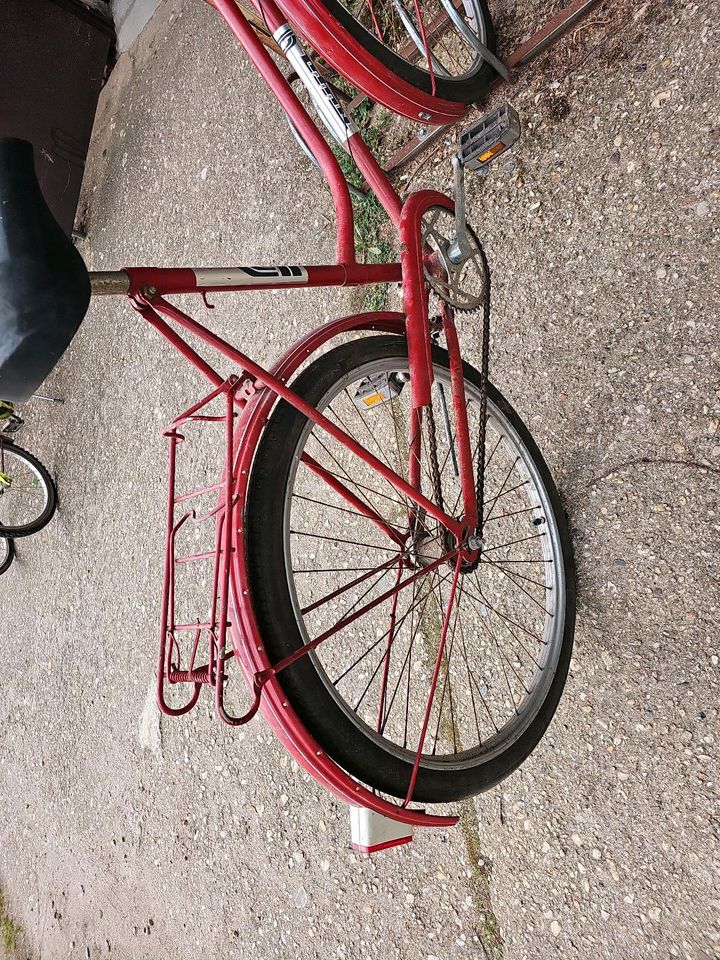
[474,240,491,541]
[425,234,491,545]
[426,395,445,517]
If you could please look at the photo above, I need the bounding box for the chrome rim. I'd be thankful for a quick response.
[0,447,50,531]
[281,354,566,769]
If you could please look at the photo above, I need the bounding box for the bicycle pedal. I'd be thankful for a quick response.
[458,104,520,172]
[1,413,23,434]
[352,373,407,411]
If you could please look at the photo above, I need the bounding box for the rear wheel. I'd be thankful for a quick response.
[0,535,14,575]
[246,336,575,802]
[0,441,57,537]
[313,0,497,103]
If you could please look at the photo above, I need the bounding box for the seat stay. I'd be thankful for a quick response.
[135,292,466,542]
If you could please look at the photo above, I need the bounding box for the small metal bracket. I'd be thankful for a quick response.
[238,376,260,402]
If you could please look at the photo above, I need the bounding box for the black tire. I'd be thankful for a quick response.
[0,535,15,575]
[0,441,57,537]
[246,336,575,803]
[316,0,497,104]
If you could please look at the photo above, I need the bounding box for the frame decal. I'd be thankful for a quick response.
[193,265,309,287]
[273,24,359,145]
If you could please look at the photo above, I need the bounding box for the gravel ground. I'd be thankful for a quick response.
[1,1,718,959]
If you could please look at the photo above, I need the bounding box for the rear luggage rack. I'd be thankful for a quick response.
[157,376,256,726]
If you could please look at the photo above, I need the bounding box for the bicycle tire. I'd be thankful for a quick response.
[245,336,575,803]
[0,441,57,538]
[0,535,15,575]
[308,0,497,104]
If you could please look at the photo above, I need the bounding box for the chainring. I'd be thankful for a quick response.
[421,205,489,311]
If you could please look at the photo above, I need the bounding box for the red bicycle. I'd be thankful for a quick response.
[0,0,574,843]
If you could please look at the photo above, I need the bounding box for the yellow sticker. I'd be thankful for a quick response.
[478,142,505,163]
[362,392,385,407]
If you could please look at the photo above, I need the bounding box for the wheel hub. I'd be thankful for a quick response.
[408,526,482,574]
[409,528,443,569]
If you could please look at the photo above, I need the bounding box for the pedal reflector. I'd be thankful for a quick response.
[353,373,405,410]
[459,104,521,171]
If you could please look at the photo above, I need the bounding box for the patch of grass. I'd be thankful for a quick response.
[0,889,21,956]
[459,802,504,958]
[331,101,394,311]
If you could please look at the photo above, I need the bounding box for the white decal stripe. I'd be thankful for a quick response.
[193,267,309,288]
[273,24,358,146]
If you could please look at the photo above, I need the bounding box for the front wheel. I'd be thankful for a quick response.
[0,441,57,537]
[311,0,497,104]
[246,336,575,803]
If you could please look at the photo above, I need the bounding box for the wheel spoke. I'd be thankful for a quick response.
[308,431,392,521]
[303,460,407,512]
[404,554,463,804]
[378,571,449,736]
[480,552,552,614]
[333,571,441,685]
[457,614,483,744]
[301,553,402,615]
[293,492,406,532]
[329,394,411,512]
[376,565,403,728]
[464,577,546,645]
[483,531,546,553]
[290,528,399,553]
[484,504,537,523]
[270,346,569,789]
[431,579,464,753]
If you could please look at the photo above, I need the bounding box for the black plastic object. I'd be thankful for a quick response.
[0,0,114,236]
[0,138,90,402]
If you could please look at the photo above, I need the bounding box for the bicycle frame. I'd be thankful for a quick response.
[91,0,484,826]
[115,0,479,544]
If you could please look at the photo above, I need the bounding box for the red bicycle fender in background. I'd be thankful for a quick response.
[272,0,467,125]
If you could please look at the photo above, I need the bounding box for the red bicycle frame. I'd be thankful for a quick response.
[121,0,478,542]
[93,0,485,827]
